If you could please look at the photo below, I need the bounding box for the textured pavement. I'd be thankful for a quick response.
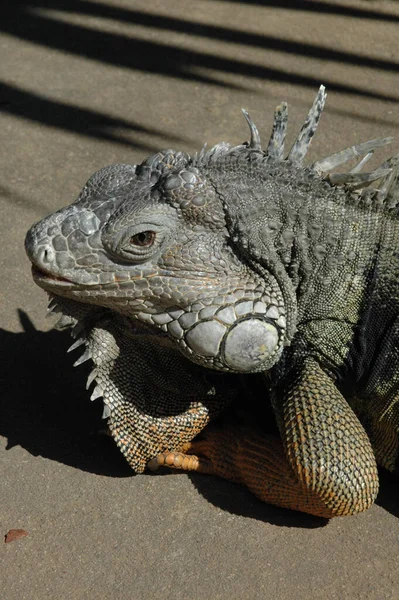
[1,1,399,599]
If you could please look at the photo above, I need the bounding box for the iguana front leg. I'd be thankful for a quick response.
[83,315,237,472]
[151,358,379,517]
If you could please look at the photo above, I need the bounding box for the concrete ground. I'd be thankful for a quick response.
[1,1,399,598]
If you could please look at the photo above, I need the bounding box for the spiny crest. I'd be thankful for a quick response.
[195,85,398,207]
[48,294,112,420]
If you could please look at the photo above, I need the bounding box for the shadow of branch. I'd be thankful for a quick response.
[203,0,399,23]
[0,82,191,151]
[2,2,398,102]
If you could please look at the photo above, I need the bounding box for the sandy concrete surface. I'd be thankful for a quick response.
[1,1,399,598]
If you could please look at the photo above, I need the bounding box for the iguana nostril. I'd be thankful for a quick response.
[39,245,54,264]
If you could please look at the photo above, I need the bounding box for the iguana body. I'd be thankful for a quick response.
[25,87,399,518]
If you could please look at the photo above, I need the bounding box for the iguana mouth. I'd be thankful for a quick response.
[31,264,73,285]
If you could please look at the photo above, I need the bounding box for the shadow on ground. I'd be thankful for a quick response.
[1,309,397,526]
[187,472,329,529]
[0,82,191,153]
[2,0,399,148]
[1,310,131,477]
[205,0,399,23]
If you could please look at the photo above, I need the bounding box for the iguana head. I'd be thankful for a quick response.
[25,148,288,373]
[25,86,396,373]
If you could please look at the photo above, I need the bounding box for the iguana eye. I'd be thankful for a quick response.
[130,231,156,247]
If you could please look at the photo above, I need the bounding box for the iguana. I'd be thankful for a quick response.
[25,86,399,518]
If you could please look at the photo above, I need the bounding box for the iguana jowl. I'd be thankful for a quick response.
[25,87,399,518]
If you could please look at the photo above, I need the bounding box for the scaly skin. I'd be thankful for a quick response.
[25,87,399,517]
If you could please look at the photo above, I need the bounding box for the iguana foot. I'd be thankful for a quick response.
[147,445,214,475]
[147,423,279,487]
[147,425,243,480]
